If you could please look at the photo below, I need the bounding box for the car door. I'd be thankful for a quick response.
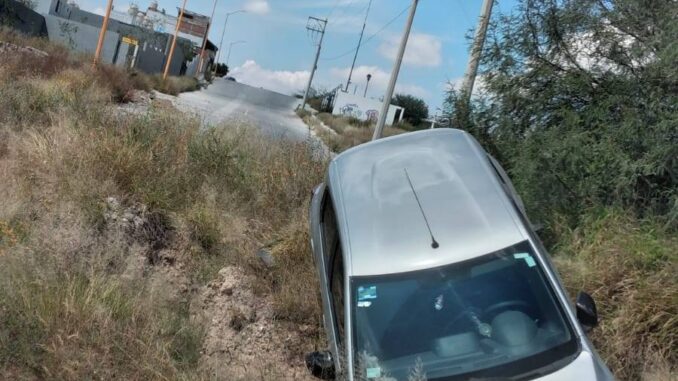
[310,184,345,370]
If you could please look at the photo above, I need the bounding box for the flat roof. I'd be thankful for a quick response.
[328,129,526,277]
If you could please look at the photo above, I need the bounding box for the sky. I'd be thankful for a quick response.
[40,0,520,112]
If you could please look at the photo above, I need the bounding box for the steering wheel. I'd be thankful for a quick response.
[483,300,532,320]
[441,308,476,334]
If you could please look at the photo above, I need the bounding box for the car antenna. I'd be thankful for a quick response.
[404,168,439,249]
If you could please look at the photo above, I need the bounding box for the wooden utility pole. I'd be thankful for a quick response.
[373,0,418,140]
[196,0,218,78]
[301,16,327,111]
[92,0,114,68]
[461,0,494,101]
[163,0,188,80]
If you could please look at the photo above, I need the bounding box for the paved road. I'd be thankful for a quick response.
[173,79,310,141]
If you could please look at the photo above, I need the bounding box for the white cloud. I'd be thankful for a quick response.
[378,32,442,68]
[92,3,128,16]
[230,60,309,95]
[243,0,270,14]
[329,65,429,100]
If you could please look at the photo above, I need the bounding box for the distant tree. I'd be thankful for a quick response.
[214,63,229,77]
[392,93,429,127]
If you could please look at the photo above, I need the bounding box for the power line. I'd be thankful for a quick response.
[326,0,344,19]
[321,4,411,61]
[329,0,357,22]
[344,0,372,91]
[331,0,370,26]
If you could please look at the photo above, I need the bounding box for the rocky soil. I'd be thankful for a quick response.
[194,266,316,380]
[104,191,316,380]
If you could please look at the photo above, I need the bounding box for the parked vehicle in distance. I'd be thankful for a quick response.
[225,76,237,82]
[307,129,615,381]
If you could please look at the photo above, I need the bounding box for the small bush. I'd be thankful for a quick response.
[95,64,137,102]
[151,74,199,95]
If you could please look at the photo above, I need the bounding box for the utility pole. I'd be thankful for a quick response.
[92,0,113,68]
[301,16,327,111]
[373,0,418,140]
[344,0,372,92]
[461,0,494,102]
[196,0,218,78]
[215,10,245,75]
[163,0,188,80]
[364,73,371,97]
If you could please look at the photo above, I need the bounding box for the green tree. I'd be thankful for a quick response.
[214,63,229,77]
[444,0,678,229]
[392,93,429,127]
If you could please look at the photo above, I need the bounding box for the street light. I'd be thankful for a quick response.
[364,73,372,97]
[215,9,245,68]
[226,40,246,66]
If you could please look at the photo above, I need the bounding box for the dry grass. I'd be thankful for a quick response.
[553,209,677,380]
[0,32,327,379]
[308,112,406,153]
[268,220,323,324]
[150,74,200,95]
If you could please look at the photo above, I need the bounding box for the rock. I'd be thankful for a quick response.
[256,247,275,267]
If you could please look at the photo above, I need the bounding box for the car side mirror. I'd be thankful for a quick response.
[531,222,544,232]
[576,291,598,331]
[305,350,335,379]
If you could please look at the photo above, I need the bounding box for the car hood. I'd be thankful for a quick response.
[534,351,613,381]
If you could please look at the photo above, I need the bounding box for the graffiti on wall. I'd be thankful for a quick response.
[340,104,362,118]
[333,91,399,125]
[365,109,379,122]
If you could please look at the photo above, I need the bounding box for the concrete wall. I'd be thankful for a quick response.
[46,0,194,76]
[332,91,405,126]
[44,15,120,64]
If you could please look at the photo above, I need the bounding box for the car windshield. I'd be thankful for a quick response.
[350,241,578,381]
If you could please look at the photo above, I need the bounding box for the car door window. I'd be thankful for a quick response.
[321,191,345,343]
[321,193,338,278]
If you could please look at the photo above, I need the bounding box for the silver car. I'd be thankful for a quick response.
[306,129,615,381]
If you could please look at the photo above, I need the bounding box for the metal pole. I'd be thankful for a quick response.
[301,17,327,111]
[196,0,218,77]
[92,0,113,68]
[215,14,230,68]
[461,0,494,101]
[373,0,418,140]
[214,10,245,75]
[226,40,245,67]
[364,73,371,97]
[163,0,188,80]
[345,0,372,92]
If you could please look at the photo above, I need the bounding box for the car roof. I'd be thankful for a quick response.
[327,128,526,277]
